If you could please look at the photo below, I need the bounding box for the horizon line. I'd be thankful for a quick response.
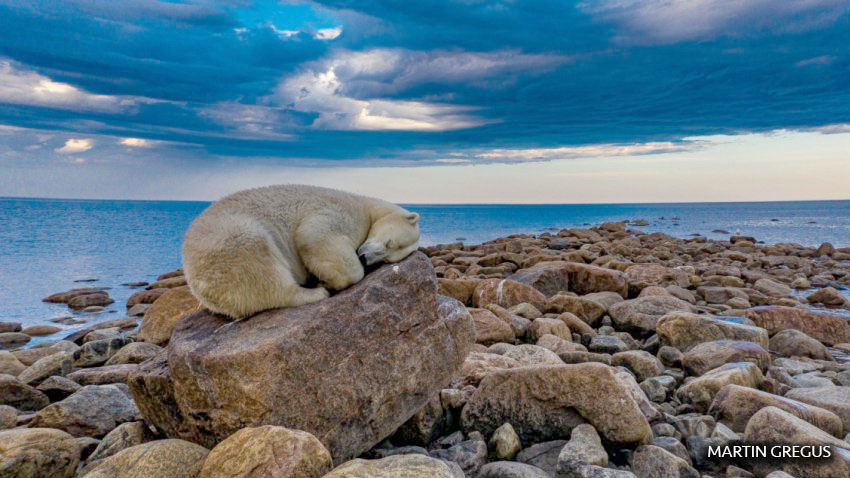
[2,195,849,207]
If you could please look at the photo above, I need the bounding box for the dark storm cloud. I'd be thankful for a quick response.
[0,0,848,163]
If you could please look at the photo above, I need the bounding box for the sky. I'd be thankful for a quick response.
[0,0,848,203]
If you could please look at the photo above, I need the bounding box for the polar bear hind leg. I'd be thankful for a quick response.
[184,216,328,319]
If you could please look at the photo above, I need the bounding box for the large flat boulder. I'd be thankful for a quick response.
[609,296,695,335]
[129,253,474,463]
[745,306,850,345]
[656,312,769,351]
[710,384,843,436]
[460,363,652,445]
[785,386,850,434]
[0,428,87,478]
[744,406,850,478]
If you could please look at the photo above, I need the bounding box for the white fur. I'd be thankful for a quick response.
[182,184,420,319]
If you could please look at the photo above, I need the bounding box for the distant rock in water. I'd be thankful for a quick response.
[129,252,474,463]
[711,229,730,234]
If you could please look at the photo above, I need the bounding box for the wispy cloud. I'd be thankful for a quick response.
[579,0,848,44]
[119,138,153,147]
[0,60,158,113]
[55,138,94,154]
[473,141,704,163]
[272,48,568,131]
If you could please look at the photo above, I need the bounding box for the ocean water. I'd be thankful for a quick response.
[1,197,849,344]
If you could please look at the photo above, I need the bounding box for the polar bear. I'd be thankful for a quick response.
[181,184,420,319]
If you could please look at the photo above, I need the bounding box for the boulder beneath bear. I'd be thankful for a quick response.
[129,252,474,463]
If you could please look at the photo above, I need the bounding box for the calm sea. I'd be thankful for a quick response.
[1,197,848,344]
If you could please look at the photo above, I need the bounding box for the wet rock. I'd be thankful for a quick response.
[768,329,832,360]
[21,325,61,336]
[324,454,458,478]
[138,286,201,345]
[130,253,474,463]
[675,362,763,412]
[461,363,652,445]
[0,322,22,333]
[0,428,87,478]
[68,292,114,309]
[126,288,168,308]
[199,426,332,478]
[745,306,850,345]
[656,312,769,351]
[82,439,209,478]
[0,332,30,350]
[147,276,187,289]
[31,384,140,437]
[609,296,695,335]
[681,340,770,376]
[43,287,107,303]
[0,374,49,410]
[808,287,848,307]
[710,384,843,436]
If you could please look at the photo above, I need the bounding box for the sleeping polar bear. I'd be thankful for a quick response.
[182,184,420,319]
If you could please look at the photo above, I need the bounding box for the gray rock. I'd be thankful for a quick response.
[479,461,550,478]
[556,424,608,477]
[0,373,49,410]
[517,440,568,476]
[631,445,699,478]
[36,375,82,401]
[17,351,72,385]
[73,337,126,367]
[104,341,162,365]
[430,437,487,476]
[30,384,140,437]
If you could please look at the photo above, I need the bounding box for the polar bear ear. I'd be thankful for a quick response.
[406,212,419,224]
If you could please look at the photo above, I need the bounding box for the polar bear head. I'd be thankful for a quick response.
[358,211,420,266]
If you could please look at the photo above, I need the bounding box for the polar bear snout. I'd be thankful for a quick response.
[357,240,388,266]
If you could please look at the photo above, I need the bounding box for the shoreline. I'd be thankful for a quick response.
[2,220,850,477]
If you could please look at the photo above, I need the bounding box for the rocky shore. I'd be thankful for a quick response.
[2,220,850,478]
